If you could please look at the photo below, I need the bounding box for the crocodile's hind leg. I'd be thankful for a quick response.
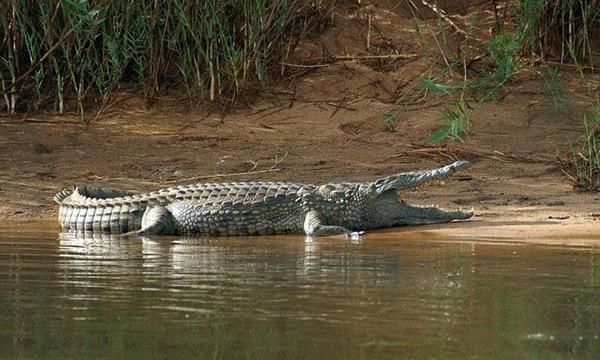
[137,206,178,235]
[303,210,364,240]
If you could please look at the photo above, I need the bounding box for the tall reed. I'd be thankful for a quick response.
[569,108,600,190]
[0,0,331,116]
[517,0,599,66]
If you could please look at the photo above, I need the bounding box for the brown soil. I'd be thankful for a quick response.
[0,2,598,242]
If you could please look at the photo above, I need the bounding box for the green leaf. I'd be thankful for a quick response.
[421,78,456,95]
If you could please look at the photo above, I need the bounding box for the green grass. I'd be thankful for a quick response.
[401,0,598,144]
[382,108,401,132]
[420,32,518,144]
[518,0,599,66]
[426,99,471,143]
[421,78,457,96]
[569,107,600,190]
[0,0,331,117]
[469,32,522,102]
[541,67,568,113]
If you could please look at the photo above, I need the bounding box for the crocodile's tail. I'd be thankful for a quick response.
[55,186,145,234]
[55,188,74,227]
[371,160,471,195]
[54,189,72,204]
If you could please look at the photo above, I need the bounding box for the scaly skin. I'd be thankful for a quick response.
[55,161,473,237]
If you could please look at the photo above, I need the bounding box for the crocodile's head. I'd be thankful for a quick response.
[369,160,473,226]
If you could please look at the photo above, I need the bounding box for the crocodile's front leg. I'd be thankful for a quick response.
[303,210,364,240]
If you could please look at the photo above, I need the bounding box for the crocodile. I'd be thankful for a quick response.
[55,160,473,238]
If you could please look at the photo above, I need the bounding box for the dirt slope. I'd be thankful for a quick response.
[0,1,598,242]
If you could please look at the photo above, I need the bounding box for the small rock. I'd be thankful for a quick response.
[172,170,184,177]
[548,215,570,220]
[33,143,53,154]
[455,175,473,181]
[36,172,56,180]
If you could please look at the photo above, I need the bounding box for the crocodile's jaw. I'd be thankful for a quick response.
[372,190,472,227]
[389,200,473,225]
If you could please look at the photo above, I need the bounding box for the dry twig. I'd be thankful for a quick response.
[419,0,483,42]
[282,53,419,68]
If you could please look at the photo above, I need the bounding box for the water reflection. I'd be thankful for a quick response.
[57,232,407,320]
[53,230,485,349]
[58,232,401,286]
[1,229,599,359]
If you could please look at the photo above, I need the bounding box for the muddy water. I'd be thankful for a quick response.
[1,225,600,359]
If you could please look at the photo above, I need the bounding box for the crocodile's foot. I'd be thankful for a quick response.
[304,230,364,243]
[346,231,365,241]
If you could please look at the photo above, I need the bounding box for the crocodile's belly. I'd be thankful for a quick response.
[166,199,305,236]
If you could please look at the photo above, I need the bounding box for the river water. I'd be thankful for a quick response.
[1,224,599,359]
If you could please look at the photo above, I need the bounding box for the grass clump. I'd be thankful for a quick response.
[420,32,518,143]
[394,0,600,142]
[421,77,457,96]
[0,0,331,117]
[541,67,568,113]
[517,0,599,66]
[470,32,522,102]
[426,99,470,143]
[382,108,401,132]
[568,108,600,191]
